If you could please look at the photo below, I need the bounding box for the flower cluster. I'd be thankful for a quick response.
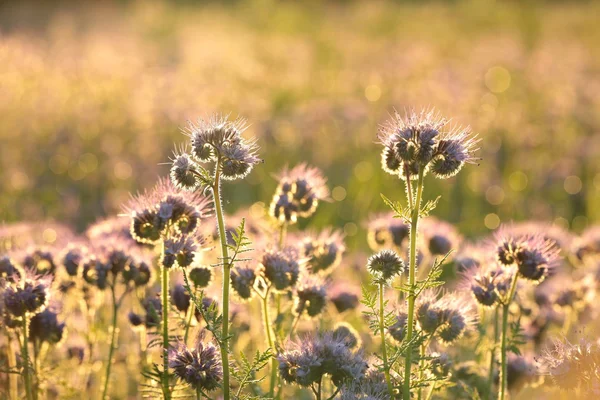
[379,109,479,180]
[169,339,223,392]
[269,164,329,224]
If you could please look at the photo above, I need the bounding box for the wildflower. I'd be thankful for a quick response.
[230,264,256,300]
[269,164,329,224]
[329,283,360,313]
[462,262,503,307]
[420,217,462,258]
[293,275,328,318]
[171,284,191,313]
[160,235,200,269]
[0,256,22,281]
[170,151,199,190]
[258,247,300,291]
[22,247,57,276]
[366,250,404,283]
[29,308,66,345]
[169,340,223,392]
[573,226,600,262]
[378,109,479,180]
[339,365,390,400]
[366,213,410,252]
[278,331,367,388]
[81,256,110,290]
[61,244,87,277]
[494,228,560,283]
[125,178,211,245]
[2,273,52,317]
[188,266,213,288]
[388,310,409,343]
[333,322,361,350]
[506,353,538,393]
[431,352,453,378]
[182,115,261,181]
[300,230,345,274]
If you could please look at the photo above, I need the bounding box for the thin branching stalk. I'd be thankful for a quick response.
[212,158,231,400]
[101,285,119,400]
[403,168,425,399]
[488,307,499,400]
[32,339,39,400]
[379,282,393,397]
[499,272,519,400]
[21,316,33,400]
[161,264,172,400]
[418,335,435,400]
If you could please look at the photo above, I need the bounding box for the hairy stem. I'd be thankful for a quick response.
[262,287,278,398]
[403,169,425,399]
[7,334,18,400]
[22,316,33,400]
[161,265,171,400]
[101,287,119,400]
[213,160,231,400]
[183,286,196,345]
[488,307,499,400]
[379,282,394,397]
[499,272,519,400]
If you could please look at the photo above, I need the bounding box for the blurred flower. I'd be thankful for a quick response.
[293,275,327,318]
[366,213,410,252]
[300,230,345,275]
[29,308,66,345]
[258,247,300,292]
[169,339,223,392]
[329,282,360,313]
[230,263,256,301]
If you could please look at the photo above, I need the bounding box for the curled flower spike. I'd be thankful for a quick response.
[366,212,410,252]
[0,256,22,282]
[420,217,462,258]
[188,265,213,288]
[461,261,506,307]
[367,249,404,283]
[300,230,345,275]
[278,331,367,388]
[388,309,409,343]
[378,108,479,180]
[258,247,301,292]
[169,339,223,392]
[171,284,191,312]
[29,308,66,345]
[293,275,328,318]
[333,322,362,350]
[329,282,360,313]
[180,114,261,182]
[494,227,561,283]
[2,271,52,317]
[230,263,257,301]
[269,163,329,224]
[160,235,202,269]
[125,178,212,245]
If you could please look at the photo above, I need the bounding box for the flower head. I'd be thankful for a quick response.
[188,266,213,288]
[300,230,345,275]
[2,271,52,317]
[230,264,256,301]
[258,247,301,292]
[329,282,360,313]
[379,109,479,180]
[366,213,410,252]
[293,275,328,318]
[269,164,329,224]
[169,339,223,392]
[366,250,404,283]
[29,308,66,345]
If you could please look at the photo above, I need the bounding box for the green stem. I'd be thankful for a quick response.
[488,307,500,400]
[499,272,519,400]
[379,283,394,397]
[213,160,231,400]
[403,169,425,399]
[101,287,119,400]
[278,223,287,248]
[262,287,278,398]
[161,265,172,400]
[32,340,39,400]
[7,334,18,400]
[183,286,197,345]
[21,316,33,400]
[425,382,436,400]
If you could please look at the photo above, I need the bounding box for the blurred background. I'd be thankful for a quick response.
[1,0,598,250]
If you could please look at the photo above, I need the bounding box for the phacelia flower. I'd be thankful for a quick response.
[329,283,360,313]
[29,308,66,345]
[378,109,479,180]
[293,275,328,318]
[269,164,329,224]
[300,230,345,275]
[160,235,201,269]
[278,331,367,388]
[420,217,462,258]
[230,264,256,301]
[366,250,404,283]
[188,266,213,288]
[2,272,52,317]
[169,340,223,392]
[333,322,361,350]
[366,213,410,252]
[258,247,301,292]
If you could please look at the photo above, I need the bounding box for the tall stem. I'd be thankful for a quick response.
[403,169,425,399]
[161,265,171,400]
[213,160,231,400]
[183,286,196,345]
[101,287,119,400]
[488,307,500,400]
[21,316,33,400]
[7,334,18,400]
[498,272,519,400]
[379,283,394,397]
[262,287,278,398]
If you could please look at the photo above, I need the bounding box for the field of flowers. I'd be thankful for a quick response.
[1,1,599,399]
